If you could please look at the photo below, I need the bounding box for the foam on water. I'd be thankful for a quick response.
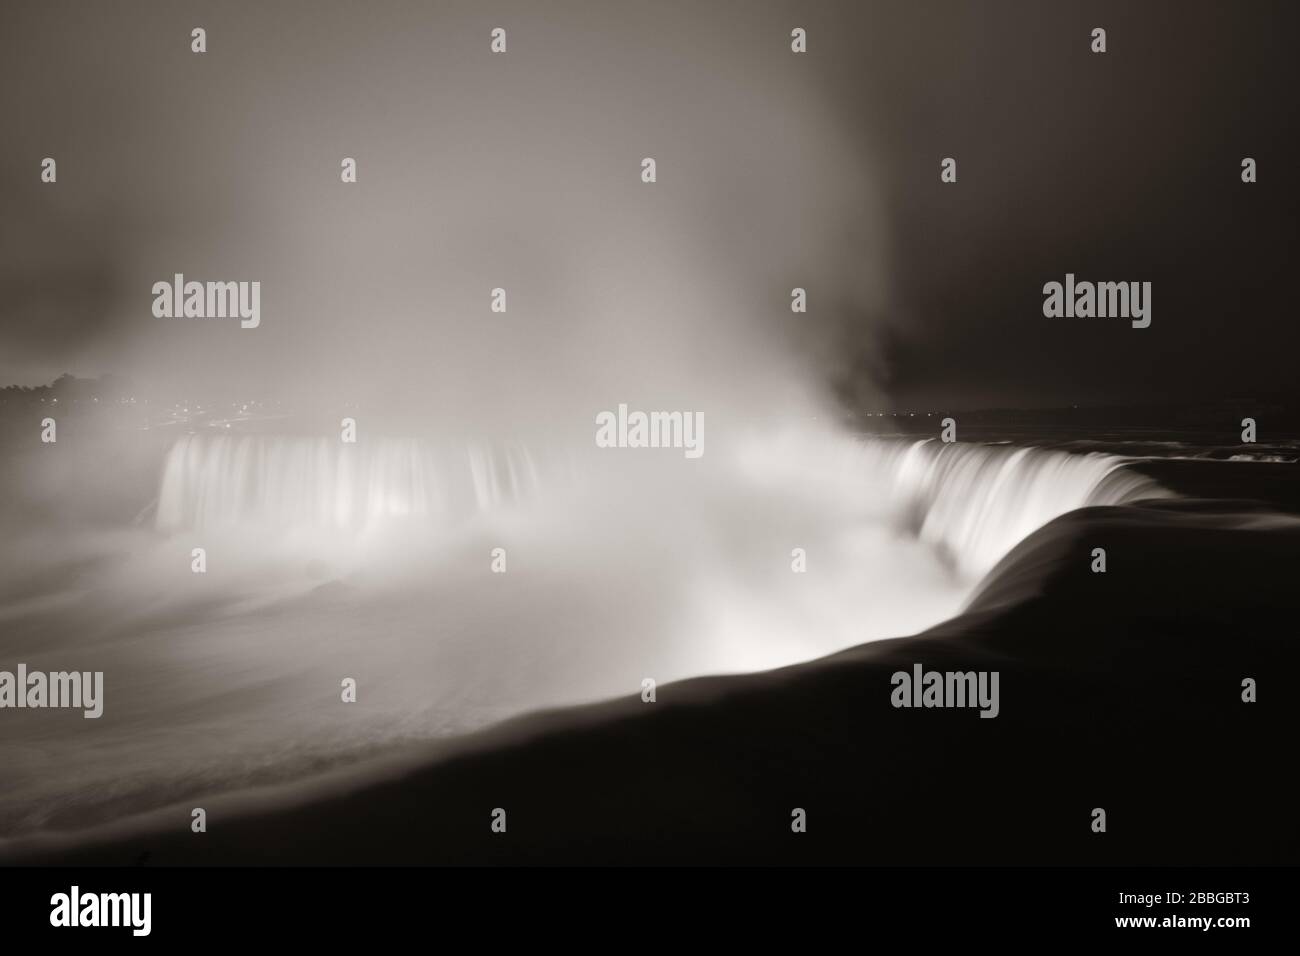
[0,425,1168,841]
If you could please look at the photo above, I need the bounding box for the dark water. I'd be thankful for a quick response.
[1,400,1296,851]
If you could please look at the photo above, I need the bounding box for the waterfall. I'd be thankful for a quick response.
[155,432,1167,581]
[155,434,547,533]
[863,438,1168,577]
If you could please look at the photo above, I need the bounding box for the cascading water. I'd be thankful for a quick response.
[154,431,1167,582]
[733,428,1168,583]
[864,438,1168,578]
[155,434,550,533]
[0,427,1173,842]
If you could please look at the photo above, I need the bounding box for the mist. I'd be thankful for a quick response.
[2,0,1289,848]
[0,0,893,443]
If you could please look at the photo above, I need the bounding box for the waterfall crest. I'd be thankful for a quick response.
[867,438,1168,577]
[155,432,1167,581]
[155,434,547,533]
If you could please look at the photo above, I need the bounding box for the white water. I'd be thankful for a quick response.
[156,430,1164,578]
[0,426,1166,840]
[728,428,1167,575]
[849,438,1166,578]
[156,434,557,532]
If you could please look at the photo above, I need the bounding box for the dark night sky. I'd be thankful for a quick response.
[820,0,1300,410]
[1,0,1296,415]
